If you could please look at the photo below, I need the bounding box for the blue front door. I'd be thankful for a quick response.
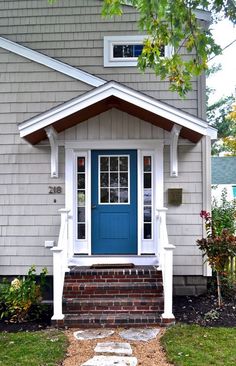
[91,150,137,254]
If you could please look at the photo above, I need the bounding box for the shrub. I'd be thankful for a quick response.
[0,265,47,323]
[197,191,236,306]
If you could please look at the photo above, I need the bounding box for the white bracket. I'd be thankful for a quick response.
[45,126,59,178]
[170,124,182,177]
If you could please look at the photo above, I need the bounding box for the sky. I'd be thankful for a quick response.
[207,19,236,104]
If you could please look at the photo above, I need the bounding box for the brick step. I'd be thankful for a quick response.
[66,266,162,281]
[63,312,164,328]
[63,297,164,313]
[63,282,163,298]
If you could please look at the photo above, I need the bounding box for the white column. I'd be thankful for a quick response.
[51,208,70,321]
[51,247,64,320]
[162,244,175,320]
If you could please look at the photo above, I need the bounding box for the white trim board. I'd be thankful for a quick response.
[0,36,105,88]
[19,81,217,141]
[65,139,164,258]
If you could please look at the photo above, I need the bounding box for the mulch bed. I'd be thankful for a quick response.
[174,294,236,327]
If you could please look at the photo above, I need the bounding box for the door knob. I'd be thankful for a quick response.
[91,204,97,209]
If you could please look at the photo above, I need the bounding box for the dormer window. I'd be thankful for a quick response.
[104,35,170,67]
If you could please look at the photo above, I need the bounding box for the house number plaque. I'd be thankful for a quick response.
[48,186,62,194]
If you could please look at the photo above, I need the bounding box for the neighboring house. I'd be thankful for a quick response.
[212,157,236,202]
[0,0,216,326]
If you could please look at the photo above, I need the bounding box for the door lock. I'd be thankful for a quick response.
[91,204,97,209]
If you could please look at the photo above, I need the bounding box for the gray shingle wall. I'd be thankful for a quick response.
[0,0,198,115]
[0,49,92,275]
[0,0,205,276]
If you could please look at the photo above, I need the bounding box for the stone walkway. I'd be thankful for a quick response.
[74,328,161,366]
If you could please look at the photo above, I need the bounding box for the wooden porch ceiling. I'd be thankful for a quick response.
[25,96,202,144]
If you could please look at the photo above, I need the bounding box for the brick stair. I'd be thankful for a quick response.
[62,265,166,327]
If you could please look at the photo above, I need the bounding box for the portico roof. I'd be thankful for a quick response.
[18,81,217,144]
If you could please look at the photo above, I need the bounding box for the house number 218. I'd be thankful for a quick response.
[48,186,62,194]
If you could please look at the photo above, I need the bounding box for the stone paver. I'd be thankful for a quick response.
[74,329,114,341]
[95,342,132,356]
[81,355,138,366]
[119,327,160,342]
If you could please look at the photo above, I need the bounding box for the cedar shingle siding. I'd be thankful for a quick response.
[0,0,206,276]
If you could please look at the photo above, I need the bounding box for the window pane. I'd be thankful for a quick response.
[100,173,109,188]
[110,189,118,203]
[119,157,128,171]
[101,188,109,203]
[113,45,123,58]
[120,188,128,203]
[110,157,118,171]
[110,173,118,187]
[144,223,152,239]
[120,173,128,187]
[77,157,85,172]
[144,156,151,172]
[144,173,152,188]
[160,45,165,57]
[100,157,109,171]
[144,206,152,222]
[78,191,85,206]
[134,44,143,57]
[144,189,152,205]
[78,224,85,240]
[123,45,133,57]
[78,174,85,189]
[78,207,85,223]
[99,155,129,204]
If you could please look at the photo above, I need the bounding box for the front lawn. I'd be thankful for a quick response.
[0,329,67,366]
[162,324,236,366]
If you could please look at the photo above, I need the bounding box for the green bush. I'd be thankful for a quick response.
[0,265,47,323]
[212,189,236,236]
[197,190,236,306]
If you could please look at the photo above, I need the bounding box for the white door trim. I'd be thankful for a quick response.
[65,139,164,262]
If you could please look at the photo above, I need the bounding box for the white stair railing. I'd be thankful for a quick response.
[51,208,70,321]
[156,207,175,320]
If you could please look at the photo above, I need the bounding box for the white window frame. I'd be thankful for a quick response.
[142,153,154,241]
[98,154,130,205]
[104,35,173,67]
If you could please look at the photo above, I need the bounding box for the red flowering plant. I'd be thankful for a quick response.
[197,209,236,307]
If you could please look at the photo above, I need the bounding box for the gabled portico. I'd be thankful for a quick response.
[18,80,217,326]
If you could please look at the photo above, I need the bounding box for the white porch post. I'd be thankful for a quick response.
[162,243,175,320]
[156,207,175,321]
[51,208,70,321]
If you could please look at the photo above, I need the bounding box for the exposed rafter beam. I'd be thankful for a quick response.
[170,124,182,177]
[45,126,59,178]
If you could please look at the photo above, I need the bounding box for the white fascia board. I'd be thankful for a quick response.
[0,36,105,88]
[19,81,210,138]
[110,83,208,134]
[207,125,217,140]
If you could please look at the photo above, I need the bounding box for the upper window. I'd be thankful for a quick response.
[104,35,171,67]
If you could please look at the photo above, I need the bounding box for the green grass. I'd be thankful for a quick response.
[161,324,236,366]
[0,329,68,366]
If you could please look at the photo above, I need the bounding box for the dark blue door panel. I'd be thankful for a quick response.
[91,150,137,254]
